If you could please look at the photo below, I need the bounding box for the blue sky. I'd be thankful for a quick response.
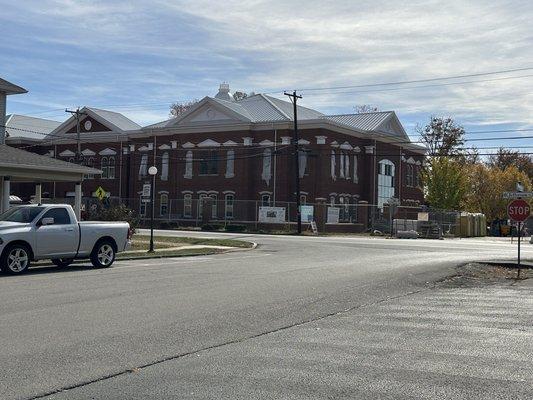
[1,0,532,151]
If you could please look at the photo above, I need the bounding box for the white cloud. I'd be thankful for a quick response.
[1,0,532,132]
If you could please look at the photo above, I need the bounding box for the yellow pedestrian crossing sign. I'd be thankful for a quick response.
[95,186,107,201]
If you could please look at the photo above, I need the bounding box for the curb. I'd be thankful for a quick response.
[33,242,257,266]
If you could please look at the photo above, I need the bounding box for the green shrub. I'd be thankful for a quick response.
[85,204,140,233]
[225,224,246,232]
[201,223,223,231]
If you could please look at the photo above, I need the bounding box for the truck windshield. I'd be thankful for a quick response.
[0,206,45,223]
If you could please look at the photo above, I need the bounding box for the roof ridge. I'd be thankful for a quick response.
[263,94,323,115]
[325,111,393,117]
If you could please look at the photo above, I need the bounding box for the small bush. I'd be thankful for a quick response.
[85,204,139,233]
[225,224,246,232]
[201,223,223,231]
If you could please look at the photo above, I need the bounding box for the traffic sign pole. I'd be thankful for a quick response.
[507,198,530,279]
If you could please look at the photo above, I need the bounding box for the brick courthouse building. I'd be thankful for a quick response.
[8,84,424,227]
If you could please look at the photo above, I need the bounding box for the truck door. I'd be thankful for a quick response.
[34,208,79,258]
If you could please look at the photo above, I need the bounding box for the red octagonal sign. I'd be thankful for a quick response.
[507,199,531,222]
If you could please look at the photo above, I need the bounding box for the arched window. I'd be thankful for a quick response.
[108,156,116,179]
[86,157,94,179]
[225,149,235,178]
[225,194,234,219]
[184,151,193,179]
[261,148,272,185]
[344,153,350,179]
[183,194,192,217]
[139,154,148,179]
[101,157,108,179]
[330,150,336,180]
[160,193,168,216]
[377,159,395,208]
[298,149,307,178]
[161,152,169,181]
[353,155,358,183]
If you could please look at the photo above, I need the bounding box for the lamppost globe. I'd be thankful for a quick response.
[148,166,158,176]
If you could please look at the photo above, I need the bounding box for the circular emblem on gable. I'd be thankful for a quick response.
[84,120,92,131]
[206,108,216,120]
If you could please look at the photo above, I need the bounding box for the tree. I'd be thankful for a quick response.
[462,164,532,220]
[169,99,199,118]
[354,104,379,113]
[488,147,533,180]
[417,117,465,157]
[421,157,468,210]
[232,91,255,101]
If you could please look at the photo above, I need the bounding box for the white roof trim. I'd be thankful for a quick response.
[340,142,353,150]
[59,149,76,157]
[158,144,171,150]
[99,148,117,156]
[138,145,150,152]
[259,139,274,146]
[197,139,221,148]
[182,142,195,148]
[222,140,238,147]
[81,149,96,156]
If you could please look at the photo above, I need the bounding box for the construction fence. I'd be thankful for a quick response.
[40,196,488,238]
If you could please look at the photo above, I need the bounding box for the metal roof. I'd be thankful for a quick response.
[5,114,61,141]
[324,112,394,131]
[0,144,101,175]
[0,78,27,95]
[85,107,141,131]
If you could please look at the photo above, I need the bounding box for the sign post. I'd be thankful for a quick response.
[507,198,531,278]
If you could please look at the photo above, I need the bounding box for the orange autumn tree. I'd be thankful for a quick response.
[462,164,531,221]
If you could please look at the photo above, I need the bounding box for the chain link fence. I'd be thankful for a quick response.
[35,196,483,237]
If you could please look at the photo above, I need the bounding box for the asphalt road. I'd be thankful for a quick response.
[1,232,532,399]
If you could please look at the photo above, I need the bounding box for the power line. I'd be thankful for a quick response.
[277,66,533,93]
[299,74,533,97]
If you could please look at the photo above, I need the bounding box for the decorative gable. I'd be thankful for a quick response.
[59,149,75,157]
[99,148,117,156]
[223,140,237,147]
[259,140,274,146]
[66,116,111,134]
[197,139,221,148]
[81,149,96,156]
[158,144,171,150]
[182,142,195,148]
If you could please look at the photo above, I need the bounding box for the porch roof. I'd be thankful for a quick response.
[0,144,101,182]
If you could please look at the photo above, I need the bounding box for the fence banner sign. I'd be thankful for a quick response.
[327,207,340,224]
[503,191,533,199]
[417,212,429,221]
[300,205,314,222]
[258,206,286,223]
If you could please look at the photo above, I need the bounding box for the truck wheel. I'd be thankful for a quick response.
[1,244,31,274]
[90,240,116,268]
[52,258,74,268]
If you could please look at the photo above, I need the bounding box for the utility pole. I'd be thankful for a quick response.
[284,90,303,234]
[65,108,86,163]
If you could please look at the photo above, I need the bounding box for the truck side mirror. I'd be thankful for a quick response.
[40,217,55,226]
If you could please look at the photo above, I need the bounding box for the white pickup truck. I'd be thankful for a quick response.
[0,204,131,274]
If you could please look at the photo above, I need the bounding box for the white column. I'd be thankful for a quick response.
[74,182,82,220]
[35,183,42,204]
[2,177,10,213]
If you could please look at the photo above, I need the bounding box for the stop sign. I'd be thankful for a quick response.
[507,199,531,222]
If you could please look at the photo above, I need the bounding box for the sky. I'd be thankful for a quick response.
[1,0,532,151]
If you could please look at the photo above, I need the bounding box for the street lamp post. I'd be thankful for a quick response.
[148,166,158,252]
